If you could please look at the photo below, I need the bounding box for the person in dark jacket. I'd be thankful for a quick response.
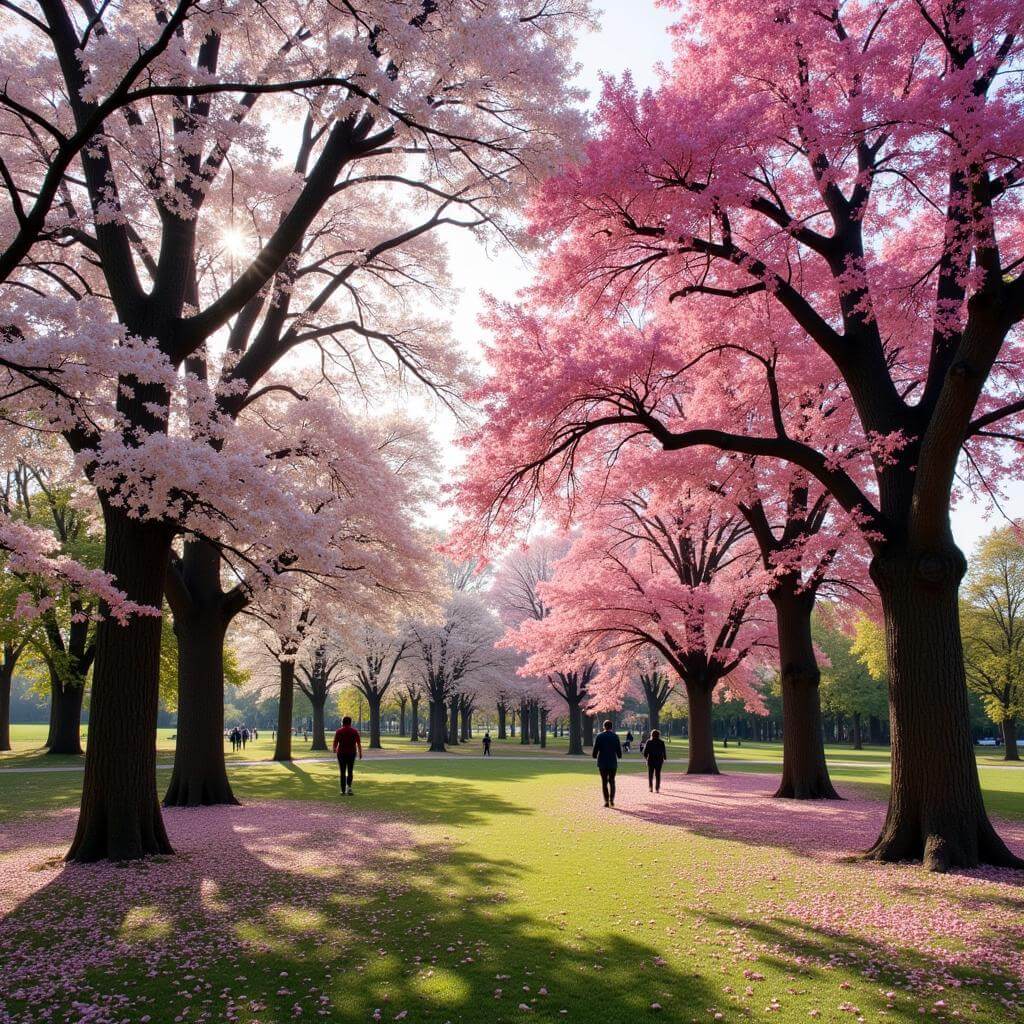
[592,720,622,807]
[644,729,667,793]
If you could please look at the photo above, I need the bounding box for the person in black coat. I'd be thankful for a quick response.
[592,720,622,807]
[643,729,667,793]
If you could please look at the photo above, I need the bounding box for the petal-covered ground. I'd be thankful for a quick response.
[0,770,1022,1024]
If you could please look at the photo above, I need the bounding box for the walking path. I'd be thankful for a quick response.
[1,752,1021,774]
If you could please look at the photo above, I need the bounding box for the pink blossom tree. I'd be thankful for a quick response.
[0,0,590,861]
[461,0,1024,869]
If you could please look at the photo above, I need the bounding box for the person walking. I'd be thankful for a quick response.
[592,720,622,807]
[332,715,363,795]
[643,728,667,793]
[623,730,634,753]
[482,731,492,757]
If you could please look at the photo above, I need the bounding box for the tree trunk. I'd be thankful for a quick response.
[497,703,507,739]
[447,696,460,746]
[428,696,446,752]
[1002,716,1020,762]
[410,696,420,742]
[867,547,1021,871]
[310,696,327,751]
[519,701,529,744]
[529,701,540,744]
[460,701,471,742]
[539,708,548,748]
[273,660,295,761]
[851,711,863,750]
[47,678,85,755]
[163,615,236,806]
[646,697,661,734]
[367,692,382,749]
[771,590,840,799]
[684,679,719,775]
[67,509,173,862]
[582,713,594,747]
[0,663,11,751]
[398,697,407,737]
[566,700,583,755]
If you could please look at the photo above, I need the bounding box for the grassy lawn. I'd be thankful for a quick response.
[1,740,1023,1024]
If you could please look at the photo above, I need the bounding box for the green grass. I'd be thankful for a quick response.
[1,754,1022,1024]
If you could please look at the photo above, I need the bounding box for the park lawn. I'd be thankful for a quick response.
[1,755,1023,1024]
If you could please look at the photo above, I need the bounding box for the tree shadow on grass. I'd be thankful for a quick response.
[611,771,1024,866]
[699,909,1024,1023]
[0,800,722,1024]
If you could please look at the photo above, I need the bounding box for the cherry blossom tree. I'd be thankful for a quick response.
[460,0,1024,869]
[345,628,412,749]
[0,0,590,861]
[508,482,771,775]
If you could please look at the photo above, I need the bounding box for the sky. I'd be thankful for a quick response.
[428,0,1020,555]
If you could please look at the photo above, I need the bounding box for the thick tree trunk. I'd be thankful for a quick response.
[539,708,548,748]
[646,698,661,734]
[1001,717,1020,762]
[310,697,327,751]
[164,616,236,806]
[509,710,515,737]
[0,663,11,751]
[273,660,295,761]
[47,679,85,755]
[867,547,1022,871]
[460,702,471,742]
[684,680,719,775]
[497,703,507,739]
[529,701,540,744]
[67,510,173,862]
[566,700,583,755]
[519,701,529,745]
[428,696,446,752]
[771,590,840,799]
[582,713,594,747]
[398,697,407,738]
[851,712,863,750]
[367,693,383,749]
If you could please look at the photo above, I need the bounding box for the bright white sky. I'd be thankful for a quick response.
[427,0,1021,556]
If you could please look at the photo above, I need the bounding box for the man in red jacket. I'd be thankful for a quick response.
[332,716,362,795]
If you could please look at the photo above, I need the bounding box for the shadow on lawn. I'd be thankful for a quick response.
[0,798,719,1024]
[701,909,1024,1022]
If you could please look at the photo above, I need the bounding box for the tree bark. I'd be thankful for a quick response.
[0,662,11,752]
[582,713,594,747]
[684,679,719,775]
[428,697,446,752]
[447,695,460,746]
[867,547,1022,871]
[410,696,420,742]
[310,696,327,751]
[163,615,237,806]
[367,692,383,749]
[66,509,173,862]
[398,696,407,737]
[1002,716,1020,762]
[539,708,548,748]
[497,702,507,739]
[529,700,540,744]
[851,712,863,750]
[459,700,471,742]
[47,678,85,755]
[519,700,530,745]
[273,660,295,761]
[567,700,583,755]
[771,589,840,799]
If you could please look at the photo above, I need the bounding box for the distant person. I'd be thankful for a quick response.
[592,720,622,807]
[644,729,667,793]
[333,715,363,795]
[241,727,249,750]
[623,730,634,753]
[482,731,492,757]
